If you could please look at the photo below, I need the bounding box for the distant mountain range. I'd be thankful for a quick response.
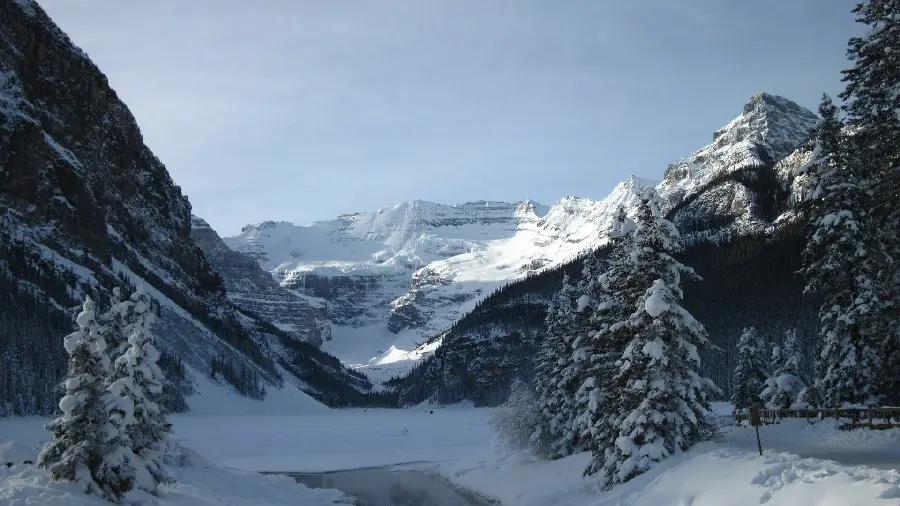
[210,91,818,384]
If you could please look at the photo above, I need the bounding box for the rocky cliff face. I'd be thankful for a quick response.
[0,0,370,414]
[190,216,327,346]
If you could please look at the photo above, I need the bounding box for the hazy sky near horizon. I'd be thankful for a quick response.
[38,0,859,236]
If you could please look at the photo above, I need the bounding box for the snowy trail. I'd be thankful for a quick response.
[724,421,900,471]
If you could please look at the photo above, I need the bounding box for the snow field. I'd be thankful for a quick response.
[170,406,492,472]
[3,407,899,505]
[171,407,900,505]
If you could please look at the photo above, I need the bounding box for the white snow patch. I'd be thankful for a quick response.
[644,279,670,317]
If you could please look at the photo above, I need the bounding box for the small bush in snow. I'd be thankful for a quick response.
[731,327,769,412]
[761,330,807,410]
[490,379,547,456]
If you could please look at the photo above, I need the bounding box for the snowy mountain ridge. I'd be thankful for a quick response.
[222,176,658,378]
[659,92,819,207]
[219,92,819,382]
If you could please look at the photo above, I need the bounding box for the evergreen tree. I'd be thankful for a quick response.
[761,330,807,410]
[38,297,129,501]
[840,0,900,406]
[564,251,602,457]
[730,327,768,411]
[533,273,580,458]
[577,207,641,476]
[106,286,172,493]
[801,94,885,407]
[588,192,718,489]
[841,0,900,168]
[104,287,134,361]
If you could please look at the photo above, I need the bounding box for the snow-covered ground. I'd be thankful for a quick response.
[0,417,348,506]
[3,406,899,505]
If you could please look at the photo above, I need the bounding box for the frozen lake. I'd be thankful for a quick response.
[286,466,496,506]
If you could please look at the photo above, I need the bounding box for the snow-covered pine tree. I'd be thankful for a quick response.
[730,327,768,412]
[577,207,642,476]
[592,192,718,490]
[533,273,580,458]
[106,286,172,493]
[840,0,900,406]
[841,0,900,168]
[562,250,603,457]
[801,94,885,407]
[761,330,807,410]
[104,287,134,361]
[38,297,121,499]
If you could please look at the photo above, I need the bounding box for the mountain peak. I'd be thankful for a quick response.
[739,92,818,134]
[621,175,659,189]
[659,93,818,205]
[190,215,212,230]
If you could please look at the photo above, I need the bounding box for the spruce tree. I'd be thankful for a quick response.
[840,0,900,406]
[730,327,768,411]
[38,298,120,500]
[589,193,718,489]
[104,287,134,361]
[578,207,641,476]
[841,0,900,168]
[107,286,172,492]
[761,330,807,410]
[564,250,603,457]
[801,94,885,407]
[533,273,580,458]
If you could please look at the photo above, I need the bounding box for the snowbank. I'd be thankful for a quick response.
[170,407,900,506]
[5,408,899,506]
[0,419,348,506]
[440,444,900,506]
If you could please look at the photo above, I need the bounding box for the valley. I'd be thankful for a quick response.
[2,1,898,505]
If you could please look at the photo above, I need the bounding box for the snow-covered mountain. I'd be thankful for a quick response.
[224,177,656,378]
[660,92,819,240]
[659,92,818,207]
[190,215,329,346]
[222,92,819,383]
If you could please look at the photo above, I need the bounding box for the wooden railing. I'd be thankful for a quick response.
[733,407,900,430]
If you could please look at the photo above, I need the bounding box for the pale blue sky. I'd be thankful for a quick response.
[38,0,858,236]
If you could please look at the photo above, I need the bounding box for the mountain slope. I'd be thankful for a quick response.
[0,0,370,414]
[659,92,818,208]
[191,215,328,346]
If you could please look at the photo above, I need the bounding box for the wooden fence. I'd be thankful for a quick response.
[734,407,900,430]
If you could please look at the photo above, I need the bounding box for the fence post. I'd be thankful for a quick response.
[749,407,763,456]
